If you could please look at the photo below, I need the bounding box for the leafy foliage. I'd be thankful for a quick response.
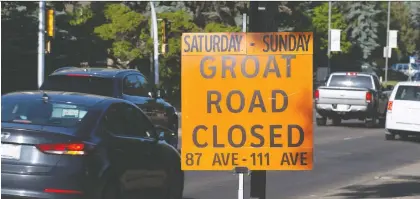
[3,1,420,102]
[311,2,351,54]
[390,2,420,60]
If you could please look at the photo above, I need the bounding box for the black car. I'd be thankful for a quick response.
[39,67,179,148]
[1,91,184,199]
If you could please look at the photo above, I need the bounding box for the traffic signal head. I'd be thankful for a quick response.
[162,18,171,44]
[47,9,54,37]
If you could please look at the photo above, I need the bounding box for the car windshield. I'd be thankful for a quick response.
[1,99,89,127]
[394,85,420,101]
[328,75,373,89]
[40,75,114,97]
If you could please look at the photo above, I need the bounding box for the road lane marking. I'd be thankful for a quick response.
[343,136,365,140]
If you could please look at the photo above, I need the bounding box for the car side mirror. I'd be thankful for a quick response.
[155,88,167,99]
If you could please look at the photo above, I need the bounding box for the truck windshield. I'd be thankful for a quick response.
[40,75,114,97]
[328,75,373,89]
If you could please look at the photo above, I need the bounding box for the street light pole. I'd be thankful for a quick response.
[150,1,159,86]
[38,0,46,88]
[327,1,332,75]
[385,1,391,83]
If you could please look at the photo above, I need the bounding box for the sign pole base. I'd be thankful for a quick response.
[238,173,244,199]
[234,167,249,199]
[250,170,266,199]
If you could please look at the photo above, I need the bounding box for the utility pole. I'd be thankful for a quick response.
[150,1,159,86]
[38,1,46,88]
[327,1,332,75]
[385,1,391,83]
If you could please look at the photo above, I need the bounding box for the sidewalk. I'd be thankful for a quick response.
[320,161,420,199]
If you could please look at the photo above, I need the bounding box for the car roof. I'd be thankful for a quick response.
[396,81,420,86]
[2,90,125,107]
[50,67,140,78]
[330,72,375,77]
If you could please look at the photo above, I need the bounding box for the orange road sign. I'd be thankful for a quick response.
[181,32,313,171]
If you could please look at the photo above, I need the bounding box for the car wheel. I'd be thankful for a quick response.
[102,180,121,199]
[400,134,409,140]
[164,167,184,199]
[332,117,341,126]
[91,171,122,199]
[385,134,395,141]
[316,118,327,126]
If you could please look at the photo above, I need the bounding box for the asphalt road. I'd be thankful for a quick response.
[180,120,420,199]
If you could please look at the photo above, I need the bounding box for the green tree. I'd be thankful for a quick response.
[94,3,148,68]
[311,2,351,54]
[390,2,420,60]
[343,1,382,61]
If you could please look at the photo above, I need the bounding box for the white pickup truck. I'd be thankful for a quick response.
[315,72,390,128]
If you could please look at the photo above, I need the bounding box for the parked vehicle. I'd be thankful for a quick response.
[40,67,179,148]
[412,72,420,81]
[385,81,420,140]
[315,72,390,127]
[1,91,184,199]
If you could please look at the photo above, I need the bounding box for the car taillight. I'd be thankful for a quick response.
[387,101,393,111]
[314,89,320,100]
[44,188,83,194]
[366,92,372,103]
[36,142,87,155]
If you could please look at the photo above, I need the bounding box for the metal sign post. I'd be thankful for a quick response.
[235,167,248,199]
[38,0,46,88]
[248,3,267,199]
[238,173,244,199]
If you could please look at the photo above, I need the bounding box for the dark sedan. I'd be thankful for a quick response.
[40,67,179,148]
[1,91,183,199]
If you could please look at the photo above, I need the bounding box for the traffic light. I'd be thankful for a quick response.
[47,9,55,37]
[161,18,171,54]
[162,18,170,44]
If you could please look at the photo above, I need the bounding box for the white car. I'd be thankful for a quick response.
[385,81,420,140]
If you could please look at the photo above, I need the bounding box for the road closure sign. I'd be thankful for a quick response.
[181,32,313,171]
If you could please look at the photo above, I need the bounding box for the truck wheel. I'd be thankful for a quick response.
[332,117,341,126]
[385,134,395,140]
[316,118,327,126]
[379,118,386,127]
[365,117,376,128]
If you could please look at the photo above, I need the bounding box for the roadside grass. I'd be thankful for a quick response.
[382,80,399,87]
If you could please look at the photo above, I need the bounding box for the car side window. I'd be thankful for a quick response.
[136,75,151,97]
[101,104,126,135]
[123,75,141,96]
[121,103,156,138]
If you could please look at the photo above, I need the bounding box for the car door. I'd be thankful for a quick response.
[121,74,162,125]
[137,74,168,126]
[120,102,167,190]
[100,103,163,196]
[373,76,387,115]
